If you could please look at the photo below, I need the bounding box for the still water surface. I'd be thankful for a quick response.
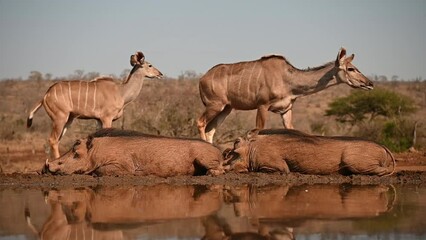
[0,184,425,240]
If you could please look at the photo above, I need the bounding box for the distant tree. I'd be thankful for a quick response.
[325,88,416,125]
[28,71,43,81]
[325,88,418,152]
[84,72,100,80]
[44,73,52,80]
[70,69,84,79]
[178,70,200,80]
[378,75,388,82]
[391,75,399,81]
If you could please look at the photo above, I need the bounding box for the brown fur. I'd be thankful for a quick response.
[27,52,163,159]
[197,48,373,143]
[226,184,395,220]
[226,129,395,176]
[44,129,225,177]
[26,186,222,239]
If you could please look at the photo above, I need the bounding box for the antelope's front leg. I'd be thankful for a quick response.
[281,109,294,129]
[256,105,268,129]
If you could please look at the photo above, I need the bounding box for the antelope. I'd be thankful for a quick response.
[197,48,374,143]
[27,51,163,158]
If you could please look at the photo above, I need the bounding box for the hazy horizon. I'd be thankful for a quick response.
[1,0,425,80]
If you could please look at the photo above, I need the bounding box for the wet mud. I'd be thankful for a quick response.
[1,150,426,189]
[1,171,426,190]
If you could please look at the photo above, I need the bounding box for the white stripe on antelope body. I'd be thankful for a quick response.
[197,48,374,143]
[27,51,163,159]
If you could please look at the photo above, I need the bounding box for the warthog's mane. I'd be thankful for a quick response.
[257,128,317,144]
[257,128,381,144]
[85,128,207,151]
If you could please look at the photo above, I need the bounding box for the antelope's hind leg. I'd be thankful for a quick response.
[197,104,230,143]
[49,115,69,159]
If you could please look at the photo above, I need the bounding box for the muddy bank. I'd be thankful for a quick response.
[1,149,426,189]
[1,171,426,189]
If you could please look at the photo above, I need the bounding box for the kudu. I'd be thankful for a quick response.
[197,48,374,143]
[27,51,163,158]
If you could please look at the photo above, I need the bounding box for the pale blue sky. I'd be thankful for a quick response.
[0,0,425,80]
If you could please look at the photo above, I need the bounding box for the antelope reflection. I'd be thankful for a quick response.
[25,185,222,240]
[25,184,396,240]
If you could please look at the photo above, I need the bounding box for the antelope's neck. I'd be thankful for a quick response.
[289,62,340,96]
[121,67,145,104]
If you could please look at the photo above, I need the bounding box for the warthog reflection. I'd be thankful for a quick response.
[25,184,396,240]
[25,185,223,239]
[202,184,396,240]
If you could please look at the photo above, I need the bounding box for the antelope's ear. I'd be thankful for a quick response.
[130,51,145,66]
[344,54,355,64]
[335,47,347,66]
[135,51,145,63]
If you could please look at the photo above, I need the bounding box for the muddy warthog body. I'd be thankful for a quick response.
[43,128,224,177]
[25,185,223,239]
[226,129,395,176]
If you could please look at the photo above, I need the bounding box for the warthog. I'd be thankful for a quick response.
[42,128,225,177]
[225,129,395,176]
[25,185,223,239]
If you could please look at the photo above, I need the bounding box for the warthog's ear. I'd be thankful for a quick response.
[336,47,347,66]
[233,137,243,149]
[72,139,81,152]
[246,128,260,139]
[130,51,145,66]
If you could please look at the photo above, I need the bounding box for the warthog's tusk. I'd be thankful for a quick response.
[45,159,49,165]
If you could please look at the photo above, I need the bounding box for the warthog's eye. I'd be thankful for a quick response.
[73,152,79,159]
[148,64,152,68]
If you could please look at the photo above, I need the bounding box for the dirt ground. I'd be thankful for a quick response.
[1,149,426,189]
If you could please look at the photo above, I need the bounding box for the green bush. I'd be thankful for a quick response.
[326,88,418,152]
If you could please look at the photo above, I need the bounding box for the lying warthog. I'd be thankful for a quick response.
[43,128,225,177]
[225,129,395,176]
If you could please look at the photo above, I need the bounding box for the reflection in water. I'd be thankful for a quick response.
[1,184,425,239]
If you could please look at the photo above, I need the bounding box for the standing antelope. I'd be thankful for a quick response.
[27,51,163,158]
[197,48,374,143]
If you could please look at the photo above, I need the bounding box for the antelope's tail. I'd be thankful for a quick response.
[25,206,39,235]
[27,100,43,128]
[383,146,396,176]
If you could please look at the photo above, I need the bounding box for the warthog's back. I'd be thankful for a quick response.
[252,130,394,175]
[93,135,223,177]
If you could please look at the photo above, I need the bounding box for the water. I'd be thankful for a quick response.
[0,184,425,240]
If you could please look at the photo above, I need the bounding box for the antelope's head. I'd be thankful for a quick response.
[130,51,163,79]
[335,48,373,90]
